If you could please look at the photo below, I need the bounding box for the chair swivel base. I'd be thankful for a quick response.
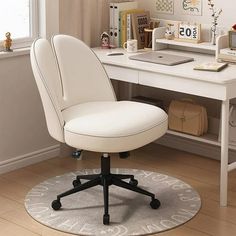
[51,154,161,225]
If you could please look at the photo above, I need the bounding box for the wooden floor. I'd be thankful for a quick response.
[0,143,236,236]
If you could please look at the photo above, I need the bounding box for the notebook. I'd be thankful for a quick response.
[194,62,228,72]
[129,51,194,66]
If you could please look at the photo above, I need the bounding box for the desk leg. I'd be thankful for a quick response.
[127,83,133,100]
[220,99,229,207]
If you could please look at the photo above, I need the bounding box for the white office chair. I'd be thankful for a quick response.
[30,35,168,225]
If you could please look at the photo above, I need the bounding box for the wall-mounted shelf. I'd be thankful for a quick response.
[155,38,216,52]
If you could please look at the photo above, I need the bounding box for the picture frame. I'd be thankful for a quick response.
[181,0,202,16]
[229,30,236,50]
[156,0,174,15]
[175,22,201,44]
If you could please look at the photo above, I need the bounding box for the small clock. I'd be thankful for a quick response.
[229,30,236,50]
[175,22,201,44]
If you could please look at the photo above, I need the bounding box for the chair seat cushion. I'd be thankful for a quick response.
[62,101,168,152]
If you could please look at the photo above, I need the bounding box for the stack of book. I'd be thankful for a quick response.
[109,1,150,49]
[218,48,236,63]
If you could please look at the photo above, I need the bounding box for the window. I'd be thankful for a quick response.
[0,0,38,49]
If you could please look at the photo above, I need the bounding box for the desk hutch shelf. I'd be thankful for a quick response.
[155,38,216,53]
[152,27,216,54]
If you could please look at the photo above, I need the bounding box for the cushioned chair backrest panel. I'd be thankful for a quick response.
[51,35,116,110]
[30,39,65,142]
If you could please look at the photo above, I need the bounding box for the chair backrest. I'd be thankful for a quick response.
[30,39,65,142]
[31,35,116,142]
[51,35,116,110]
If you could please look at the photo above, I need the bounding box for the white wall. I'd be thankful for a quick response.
[0,54,59,173]
[0,0,60,174]
[137,0,235,30]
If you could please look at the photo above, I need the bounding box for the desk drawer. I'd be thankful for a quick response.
[139,71,226,100]
[104,65,139,84]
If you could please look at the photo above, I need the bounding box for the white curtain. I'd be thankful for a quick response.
[59,0,111,47]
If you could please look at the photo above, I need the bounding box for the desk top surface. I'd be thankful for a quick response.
[93,48,236,85]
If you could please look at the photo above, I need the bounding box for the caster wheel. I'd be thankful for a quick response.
[72,150,83,159]
[73,179,81,188]
[150,198,161,209]
[51,200,62,210]
[103,214,110,225]
[129,178,138,186]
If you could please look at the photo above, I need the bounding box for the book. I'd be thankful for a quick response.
[218,53,236,63]
[220,48,236,57]
[120,9,144,47]
[131,11,150,49]
[109,4,114,45]
[127,14,132,40]
[109,1,138,47]
[194,62,228,72]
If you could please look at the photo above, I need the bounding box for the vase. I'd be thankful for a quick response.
[211,25,217,45]
[211,33,217,45]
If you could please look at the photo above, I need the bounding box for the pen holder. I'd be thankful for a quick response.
[144,21,160,49]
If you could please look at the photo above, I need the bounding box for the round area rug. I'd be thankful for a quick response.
[25,169,201,236]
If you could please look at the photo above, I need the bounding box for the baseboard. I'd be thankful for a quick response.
[0,144,60,174]
[156,133,236,163]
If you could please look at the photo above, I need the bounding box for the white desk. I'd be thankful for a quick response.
[93,48,236,207]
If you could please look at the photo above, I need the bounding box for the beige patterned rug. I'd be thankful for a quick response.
[25,168,201,235]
